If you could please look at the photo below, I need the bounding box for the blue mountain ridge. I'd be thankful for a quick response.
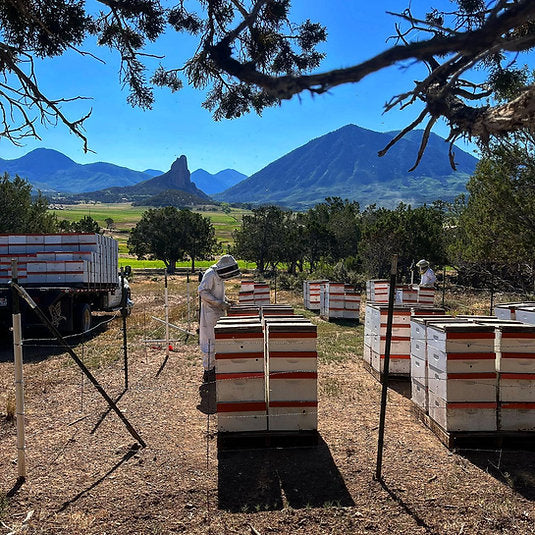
[215,124,479,209]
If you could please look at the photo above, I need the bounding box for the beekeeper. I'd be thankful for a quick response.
[198,255,240,382]
[416,259,436,287]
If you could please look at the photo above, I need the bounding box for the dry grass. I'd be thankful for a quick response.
[3,393,15,422]
[0,276,533,535]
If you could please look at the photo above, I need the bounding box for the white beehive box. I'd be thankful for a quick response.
[500,403,535,431]
[214,322,264,374]
[496,324,535,373]
[238,280,255,304]
[428,392,497,431]
[494,302,535,320]
[515,306,535,325]
[216,401,267,432]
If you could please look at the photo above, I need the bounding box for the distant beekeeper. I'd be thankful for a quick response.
[198,255,240,383]
[416,259,436,287]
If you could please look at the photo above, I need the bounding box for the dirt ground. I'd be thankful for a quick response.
[0,275,534,535]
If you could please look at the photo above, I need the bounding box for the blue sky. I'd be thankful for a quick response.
[0,1,481,176]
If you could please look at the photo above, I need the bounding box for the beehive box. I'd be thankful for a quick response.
[515,306,535,325]
[494,302,535,321]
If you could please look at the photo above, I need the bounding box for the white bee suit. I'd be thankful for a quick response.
[198,255,240,371]
[420,268,437,287]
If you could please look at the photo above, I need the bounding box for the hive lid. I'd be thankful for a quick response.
[214,323,263,333]
[495,301,535,310]
[472,319,524,326]
[426,322,495,333]
[267,322,316,333]
[411,315,457,325]
[411,307,446,314]
[456,315,497,319]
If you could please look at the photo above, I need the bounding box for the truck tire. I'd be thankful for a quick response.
[77,303,92,333]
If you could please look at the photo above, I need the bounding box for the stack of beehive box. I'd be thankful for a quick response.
[303,280,327,311]
[496,324,535,431]
[215,317,266,432]
[364,303,446,376]
[409,315,461,412]
[238,281,271,305]
[425,322,498,431]
[238,280,255,305]
[319,282,345,320]
[264,319,318,431]
[366,279,390,303]
[344,284,361,320]
[0,233,118,286]
[215,305,318,433]
[366,279,435,306]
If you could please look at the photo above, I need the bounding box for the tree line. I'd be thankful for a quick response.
[2,137,535,290]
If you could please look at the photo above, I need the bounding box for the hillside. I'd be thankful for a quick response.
[0,148,152,192]
[190,168,247,194]
[75,155,211,204]
[216,124,478,208]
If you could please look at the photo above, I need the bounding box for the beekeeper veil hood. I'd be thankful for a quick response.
[214,255,240,280]
[416,259,430,273]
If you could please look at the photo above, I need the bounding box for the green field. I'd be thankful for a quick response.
[51,203,250,268]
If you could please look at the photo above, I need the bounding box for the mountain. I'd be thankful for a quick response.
[77,155,211,204]
[0,148,153,192]
[215,124,479,208]
[143,169,164,177]
[190,168,247,194]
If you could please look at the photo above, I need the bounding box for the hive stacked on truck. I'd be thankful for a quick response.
[215,305,318,433]
[0,233,118,286]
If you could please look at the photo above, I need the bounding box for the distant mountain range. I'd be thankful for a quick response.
[1,124,479,208]
[0,148,245,195]
[191,168,247,195]
[216,124,479,208]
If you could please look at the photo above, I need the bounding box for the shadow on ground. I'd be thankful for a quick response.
[197,381,216,415]
[387,379,411,400]
[218,435,354,512]
[463,450,535,501]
